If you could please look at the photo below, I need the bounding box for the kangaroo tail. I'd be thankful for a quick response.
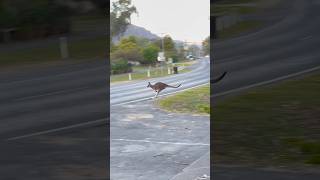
[167,84,181,88]
[211,72,227,84]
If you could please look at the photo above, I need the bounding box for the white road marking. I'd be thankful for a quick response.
[214,55,245,63]
[6,65,320,140]
[13,86,90,101]
[213,65,320,98]
[300,35,312,41]
[112,82,210,106]
[0,66,104,86]
[6,118,107,141]
[112,138,209,146]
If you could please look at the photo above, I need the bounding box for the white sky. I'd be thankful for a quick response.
[111,0,210,44]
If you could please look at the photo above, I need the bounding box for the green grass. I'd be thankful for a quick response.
[158,85,210,115]
[0,36,107,67]
[110,65,191,83]
[211,0,274,40]
[110,60,195,83]
[212,5,257,15]
[158,72,320,167]
[0,14,107,68]
[217,20,263,39]
[70,15,106,34]
[211,0,260,16]
[213,73,320,167]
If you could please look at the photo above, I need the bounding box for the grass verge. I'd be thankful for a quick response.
[211,0,259,16]
[211,0,283,39]
[0,36,106,67]
[217,20,263,40]
[110,61,195,83]
[214,73,320,167]
[158,72,320,168]
[157,85,210,115]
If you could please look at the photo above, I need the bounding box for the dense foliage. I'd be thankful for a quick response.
[110,0,137,38]
[0,0,71,41]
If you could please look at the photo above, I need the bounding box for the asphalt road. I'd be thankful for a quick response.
[212,0,320,179]
[0,60,108,140]
[0,0,319,179]
[212,0,320,98]
[110,58,210,105]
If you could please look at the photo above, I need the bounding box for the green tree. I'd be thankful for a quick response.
[0,0,70,41]
[119,35,137,44]
[154,35,178,61]
[163,35,178,62]
[142,44,160,65]
[189,44,200,57]
[111,36,142,63]
[202,36,210,56]
[110,0,137,38]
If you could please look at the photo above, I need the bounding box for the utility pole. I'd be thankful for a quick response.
[159,33,166,75]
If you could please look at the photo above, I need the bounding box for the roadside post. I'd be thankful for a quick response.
[128,73,132,80]
[173,66,178,74]
[147,66,151,77]
[59,37,69,59]
[168,58,173,74]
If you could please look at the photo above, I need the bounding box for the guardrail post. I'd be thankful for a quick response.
[147,69,151,77]
[59,37,69,59]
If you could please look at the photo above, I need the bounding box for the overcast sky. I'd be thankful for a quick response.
[111,0,210,44]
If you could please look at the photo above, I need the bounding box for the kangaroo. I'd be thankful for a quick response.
[211,72,227,84]
[147,82,181,98]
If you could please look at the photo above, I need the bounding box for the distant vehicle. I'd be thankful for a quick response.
[186,55,195,60]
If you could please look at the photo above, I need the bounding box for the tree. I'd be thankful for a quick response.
[110,0,137,38]
[154,35,178,61]
[0,0,71,41]
[111,36,142,63]
[163,35,178,62]
[142,44,160,65]
[188,44,201,57]
[202,36,210,56]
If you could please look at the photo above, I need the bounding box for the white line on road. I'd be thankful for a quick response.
[6,118,107,141]
[112,138,209,146]
[0,66,105,86]
[112,82,210,106]
[214,55,245,64]
[13,86,90,101]
[7,65,320,140]
[213,65,320,98]
[300,35,312,41]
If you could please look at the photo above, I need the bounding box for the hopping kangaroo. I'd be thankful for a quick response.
[147,82,181,98]
[211,72,227,84]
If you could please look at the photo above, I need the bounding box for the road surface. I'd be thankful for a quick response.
[0,0,319,179]
[212,0,320,179]
[0,60,108,139]
[110,58,210,105]
[212,0,320,98]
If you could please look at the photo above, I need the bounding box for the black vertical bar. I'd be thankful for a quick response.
[210,0,217,178]
[106,1,111,179]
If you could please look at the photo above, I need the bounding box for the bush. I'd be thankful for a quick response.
[141,44,159,65]
[112,41,143,63]
[111,58,132,74]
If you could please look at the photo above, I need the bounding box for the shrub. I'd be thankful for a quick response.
[111,58,132,74]
[141,44,159,65]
